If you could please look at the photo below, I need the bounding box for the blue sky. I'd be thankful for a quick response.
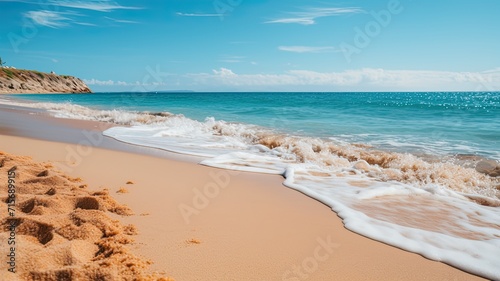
[1,0,499,92]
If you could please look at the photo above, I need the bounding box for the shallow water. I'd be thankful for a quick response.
[3,91,500,279]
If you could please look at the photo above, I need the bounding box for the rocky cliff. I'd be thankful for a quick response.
[0,68,92,94]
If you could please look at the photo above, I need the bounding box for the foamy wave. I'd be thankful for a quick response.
[3,99,498,196]
[3,99,500,280]
[100,106,500,280]
[331,134,500,161]
[0,99,178,125]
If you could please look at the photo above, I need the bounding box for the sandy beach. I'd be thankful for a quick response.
[0,105,486,280]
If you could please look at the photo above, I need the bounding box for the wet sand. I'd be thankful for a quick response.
[0,104,485,280]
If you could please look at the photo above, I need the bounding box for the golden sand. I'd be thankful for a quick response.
[0,133,486,280]
[0,151,170,281]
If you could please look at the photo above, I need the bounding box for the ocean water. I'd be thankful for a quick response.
[2,92,500,279]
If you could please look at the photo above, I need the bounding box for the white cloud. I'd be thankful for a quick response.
[268,18,315,25]
[74,21,97,26]
[104,16,139,24]
[84,79,115,86]
[85,68,500,92]
[23,10,71,28]
[266,7,364,25]
[84,79,166,87]
[48,0,141,12]
[0,0,39,3]
[176,12,222,17]
[483,67,500,74]
[219,55,246,63]
[278,46,339,53]
[212,68,237,77]
[188,68,500,91]
[84,79,135,86]
[21,1,141,28]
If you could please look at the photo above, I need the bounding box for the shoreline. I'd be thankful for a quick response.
[0,102,203,164]
[0,104,486,280]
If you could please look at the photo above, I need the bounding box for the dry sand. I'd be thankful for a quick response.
[0,150,172,280]
[0,132,485,281]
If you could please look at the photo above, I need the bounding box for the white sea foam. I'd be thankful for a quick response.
[2,99,500,280]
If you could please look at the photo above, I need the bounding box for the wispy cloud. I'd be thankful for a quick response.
[266,7,364,25]
[104,16,139,24]
[74,21,97,26]
[21,1,141,28]
[0,0,47,4]
[24,10,71,28]
[219,55,246,63]
[483,67,500,74]
[278,46,339,53]
[48,0,141,12]
[176,12,222,17]
[268,18,315,25]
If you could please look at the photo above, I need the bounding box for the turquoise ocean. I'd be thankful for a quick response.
[2,91,500,279]
[7,91,500,158]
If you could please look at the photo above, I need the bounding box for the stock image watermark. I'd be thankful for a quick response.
[339,0,404,63]
[8,16,39,53]
[282,235,340,281]
[213,0,243,20]
[131,65,171,93]
[6,166,17,274]
[52,64,170,174]
[474,69,500,92]
[7,1,60,53]
[179,169,240,224]
[52,128,104,173]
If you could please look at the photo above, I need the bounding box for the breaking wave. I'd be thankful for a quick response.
[2,98,500,280]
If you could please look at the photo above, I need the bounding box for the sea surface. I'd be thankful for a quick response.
[2,91,500,280]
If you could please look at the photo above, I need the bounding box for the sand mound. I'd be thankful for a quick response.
[0,151,170,280]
